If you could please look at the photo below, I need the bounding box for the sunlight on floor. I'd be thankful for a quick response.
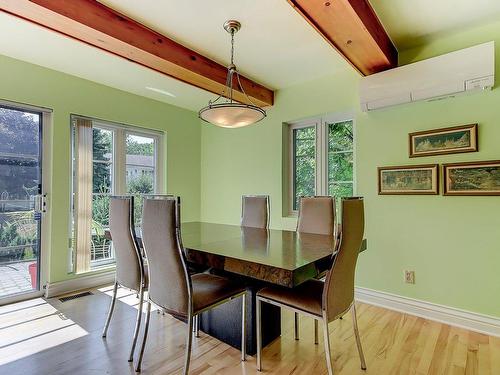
[0,298,88,365]
[97,285,159,312]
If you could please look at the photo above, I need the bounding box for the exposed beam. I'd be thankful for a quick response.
[288,0,397,76]
[0,0,274,107]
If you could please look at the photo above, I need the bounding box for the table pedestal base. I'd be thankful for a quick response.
[199,281,281,356]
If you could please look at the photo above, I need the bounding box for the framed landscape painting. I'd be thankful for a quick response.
[378,164,439,195]
[443,160,500,196]
[409,124,478,157]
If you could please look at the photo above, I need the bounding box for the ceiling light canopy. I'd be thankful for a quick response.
[199,20,266,129]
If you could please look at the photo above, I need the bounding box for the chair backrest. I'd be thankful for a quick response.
[296,196,335,235]
[109,196,144,291]
[241,195,269,229]
[141,196,192,317]
[322,197,364,321]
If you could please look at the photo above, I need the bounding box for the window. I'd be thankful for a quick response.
[289,115,354,213]
[71,116,163,272]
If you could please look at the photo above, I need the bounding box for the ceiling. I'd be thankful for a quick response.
[0,0,499,112]
[370,0,500,49]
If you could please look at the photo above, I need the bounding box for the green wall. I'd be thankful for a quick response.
[0,54,201,284]
[200,21,500,317]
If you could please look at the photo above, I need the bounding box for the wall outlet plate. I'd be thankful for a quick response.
[405,270,415,284]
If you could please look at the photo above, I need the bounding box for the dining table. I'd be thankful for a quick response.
[106,221,367,355]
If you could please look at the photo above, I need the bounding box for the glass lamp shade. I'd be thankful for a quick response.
[199,103,266,128]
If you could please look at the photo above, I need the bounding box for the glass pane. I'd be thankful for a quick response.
[126,134,155,224]
[92,128,112,162]
[91,194,112,262]
[93,162,112,194]
[0,107,41,298]
[328,120,354,199]
[328,152,353,182]
[328,121,353,152]
[328,183,353,198]
[293,126,316,210]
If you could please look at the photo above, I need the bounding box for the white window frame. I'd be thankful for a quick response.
[70,115,164,271]
[287,112,356,215]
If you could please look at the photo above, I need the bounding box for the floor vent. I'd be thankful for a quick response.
[59,291,93,302]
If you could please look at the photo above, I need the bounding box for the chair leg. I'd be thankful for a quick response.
[128,287,144,362]
[351,304,367,370]
[256,298,262,371]
[322,318,334,375]
[102,281,118,338]
[135,301,151,372]
[294,312,299,340]
[314,319,319,345]
[183,315,194,375]
[193,315,199,337]
[241,293,246,361]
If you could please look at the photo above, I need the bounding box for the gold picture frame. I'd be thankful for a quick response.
[409,124,478,158]
[378,164,439,195]
[443,160,500,196]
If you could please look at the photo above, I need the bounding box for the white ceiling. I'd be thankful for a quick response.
[369,0,500,49]
[0,1,348,112]
[1,0,499,112]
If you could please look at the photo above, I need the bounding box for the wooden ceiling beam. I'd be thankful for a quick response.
[288,0,398,75]
[0,0,274,107]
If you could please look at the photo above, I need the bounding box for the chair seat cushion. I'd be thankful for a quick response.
[257,279,324,317]
[192,273,246,314]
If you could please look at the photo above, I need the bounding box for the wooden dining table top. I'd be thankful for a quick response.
[106,221,366,288]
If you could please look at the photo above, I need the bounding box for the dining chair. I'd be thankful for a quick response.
[256,197,367,374]
[295,196,336,340]
[102,196,147,363]
[241,195,270,228]
[135,196,247,373]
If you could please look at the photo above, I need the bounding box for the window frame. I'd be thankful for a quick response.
[70,115,164,271]
[287,112,356,216]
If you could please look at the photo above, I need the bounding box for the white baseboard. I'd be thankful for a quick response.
[355,286,500,338]
[45,270,115,298]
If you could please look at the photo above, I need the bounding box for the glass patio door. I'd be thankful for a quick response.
[0,105,44,301]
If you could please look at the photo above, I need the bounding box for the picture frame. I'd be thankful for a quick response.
[378,164,439,195]
[443,160,500,196]
[409,124,478,158]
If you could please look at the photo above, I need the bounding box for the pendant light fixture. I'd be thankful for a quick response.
[199,20,266,128]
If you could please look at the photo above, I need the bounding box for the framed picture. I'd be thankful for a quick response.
[378,164,439,195]
[409,124,478,157]
[443,160,500,196]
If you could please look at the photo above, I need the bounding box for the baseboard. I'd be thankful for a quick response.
[355,286,500,338]
[45,270,115,298]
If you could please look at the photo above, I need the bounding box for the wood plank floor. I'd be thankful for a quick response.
[0,285,498,375]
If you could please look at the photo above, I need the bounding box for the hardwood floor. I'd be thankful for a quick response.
[0,285,499,375]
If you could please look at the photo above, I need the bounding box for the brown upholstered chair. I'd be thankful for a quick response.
[241,195,270,228]
[295,196,336,339]
[102,196,146,363]
[256,197,367,375]
[296,196,336,235]
[135,197,247,373]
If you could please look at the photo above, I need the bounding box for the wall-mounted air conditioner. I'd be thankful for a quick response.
[359,41,495,111]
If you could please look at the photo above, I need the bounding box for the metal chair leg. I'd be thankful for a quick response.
[352,304,367,370]
[135,301,151,372]
[128,287,144,362]
[294,312,299,340]
[314,319,319,345]
[322,317,334,375]
[256,298,262,371]
[102,282,118,338]
[183,315,193,375]
[241,293,246,361]
[194,315,200,338]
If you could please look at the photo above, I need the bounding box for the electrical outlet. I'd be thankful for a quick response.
[404,270,415,284]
